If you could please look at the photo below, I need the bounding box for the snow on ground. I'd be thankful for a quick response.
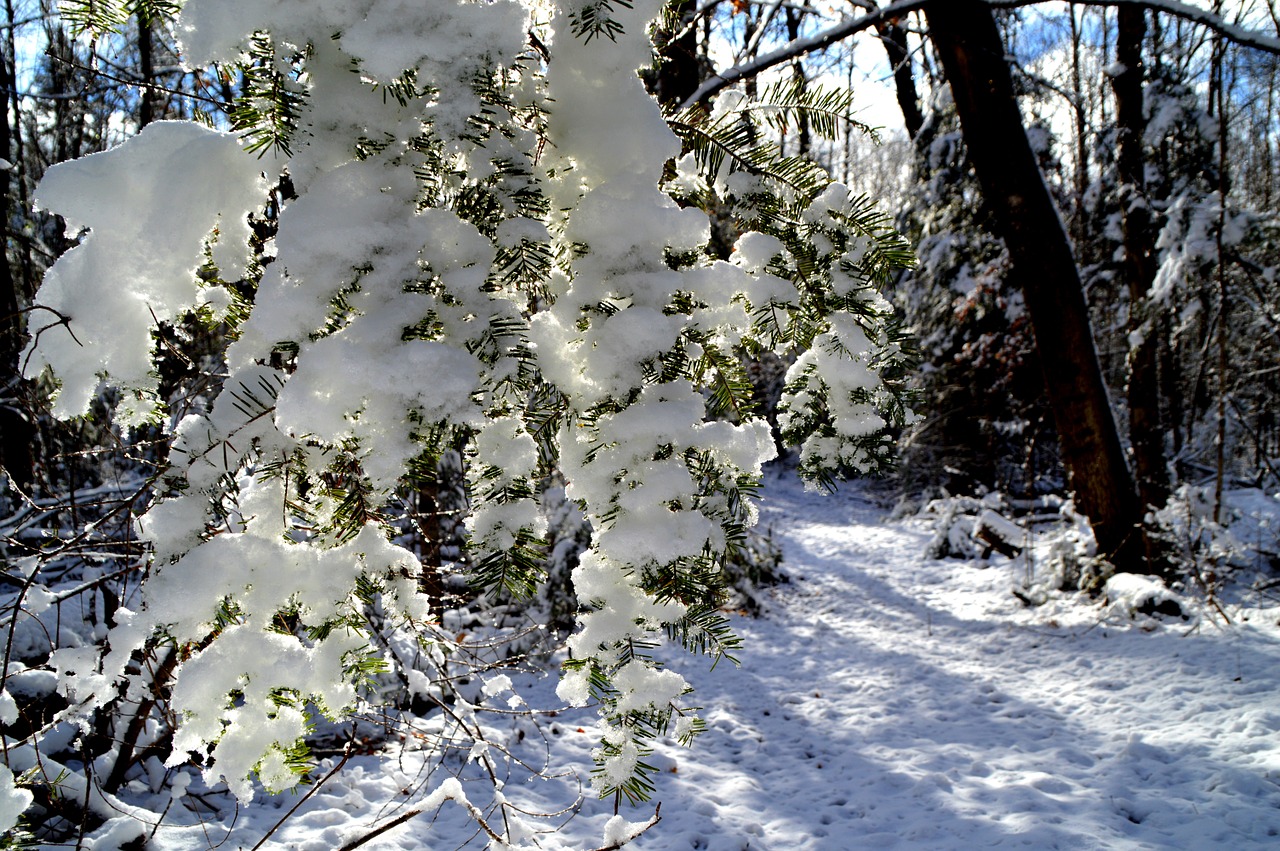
[145,470,1280,850]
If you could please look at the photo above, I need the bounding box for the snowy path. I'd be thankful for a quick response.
[153,473,1280,850]
[638,473,1280,850]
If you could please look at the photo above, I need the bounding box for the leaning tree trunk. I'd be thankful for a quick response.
[924,0,1152,573]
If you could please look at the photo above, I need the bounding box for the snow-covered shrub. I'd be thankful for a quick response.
[923,495,986,561]
[17,0,912,838]
[721,523,787,614]
[923,475,1277,613]
[1152,484,1280,581]
[536,474,594,637]
[923,490,1117,603]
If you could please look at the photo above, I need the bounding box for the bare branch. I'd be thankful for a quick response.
[1022,0,1280,56]
[684,0,1280,108]
[682,0,930,108]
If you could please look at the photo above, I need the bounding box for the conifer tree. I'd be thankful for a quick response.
[18,0,912,836]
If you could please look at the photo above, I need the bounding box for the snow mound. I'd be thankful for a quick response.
[1104,572,1188,619]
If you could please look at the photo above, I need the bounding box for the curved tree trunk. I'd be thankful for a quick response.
[924,0,1151,572]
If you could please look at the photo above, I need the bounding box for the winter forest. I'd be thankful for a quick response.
[1,0,1279,848]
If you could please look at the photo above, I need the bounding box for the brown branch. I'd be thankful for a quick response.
[336,806,428,851]
[250,746,352,850]
[102,647,179,792]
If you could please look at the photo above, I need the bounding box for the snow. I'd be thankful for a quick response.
[18,0,1278,841]
[1104,572,1187,619]
[23,122,265,420]
[31,0,847,804]
[119,470,1280,848]
[0,766,30,836]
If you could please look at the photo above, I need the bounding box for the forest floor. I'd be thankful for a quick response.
[145,470,1280,851]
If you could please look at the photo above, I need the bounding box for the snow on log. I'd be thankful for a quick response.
[973,508,1025,558]
[1104,573,1187,620]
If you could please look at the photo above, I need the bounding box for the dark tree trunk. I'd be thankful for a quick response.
[4,0,32,299]
[1113,7,1169,516]
[652,0,701,108]
[47,26,85,165]
[878,17,924,139]
[0,20,33,494]
[784,7,811,155]
[137,7,156,128]
[1068,3,1090,246]
[924,0,1150,572]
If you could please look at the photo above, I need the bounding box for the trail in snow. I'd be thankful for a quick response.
[641,472,1280,850]
[146,472,1280,850]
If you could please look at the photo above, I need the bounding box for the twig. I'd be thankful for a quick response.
[250,746,353,851]
[19,305,84,374]
[336,806,427,851]
[46,52,230,108]
[684,0,1280,108]
[585,805,662,850]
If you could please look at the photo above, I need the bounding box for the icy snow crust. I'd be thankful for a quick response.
[114,473,1280,849]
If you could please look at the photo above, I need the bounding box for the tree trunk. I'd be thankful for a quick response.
[0,15,33,494]
[877,15,924,140]
[652,0,700,108]
[137,7,156,128]
[784,7,811,155]
[1068,3,1090,247]
[4,0,32,299]
[1113,7,1169,516]
[924,0,1150,572]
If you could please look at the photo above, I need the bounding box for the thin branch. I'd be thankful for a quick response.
[684,0,1280,108]
[47,53,230,108]
[584,805,661,850]
[740,0,786,64]
[683,0,929,107]
[250,746,353,850]
[1027,0,1280,55]
[335,806,429,851]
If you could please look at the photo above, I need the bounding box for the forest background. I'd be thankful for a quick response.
[0,0,1279,847]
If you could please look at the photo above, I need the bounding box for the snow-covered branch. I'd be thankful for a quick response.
[20,0,915,831]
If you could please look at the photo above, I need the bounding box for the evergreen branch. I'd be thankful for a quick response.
[668,109,831,203]
[227,34,308,157]
[569,0,635,42]
[754,77,875,143]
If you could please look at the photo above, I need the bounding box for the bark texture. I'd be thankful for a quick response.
[925,0,1149,571]
[0,27,33,493]
[1113,6,1170,515]
[878,17,925,139]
